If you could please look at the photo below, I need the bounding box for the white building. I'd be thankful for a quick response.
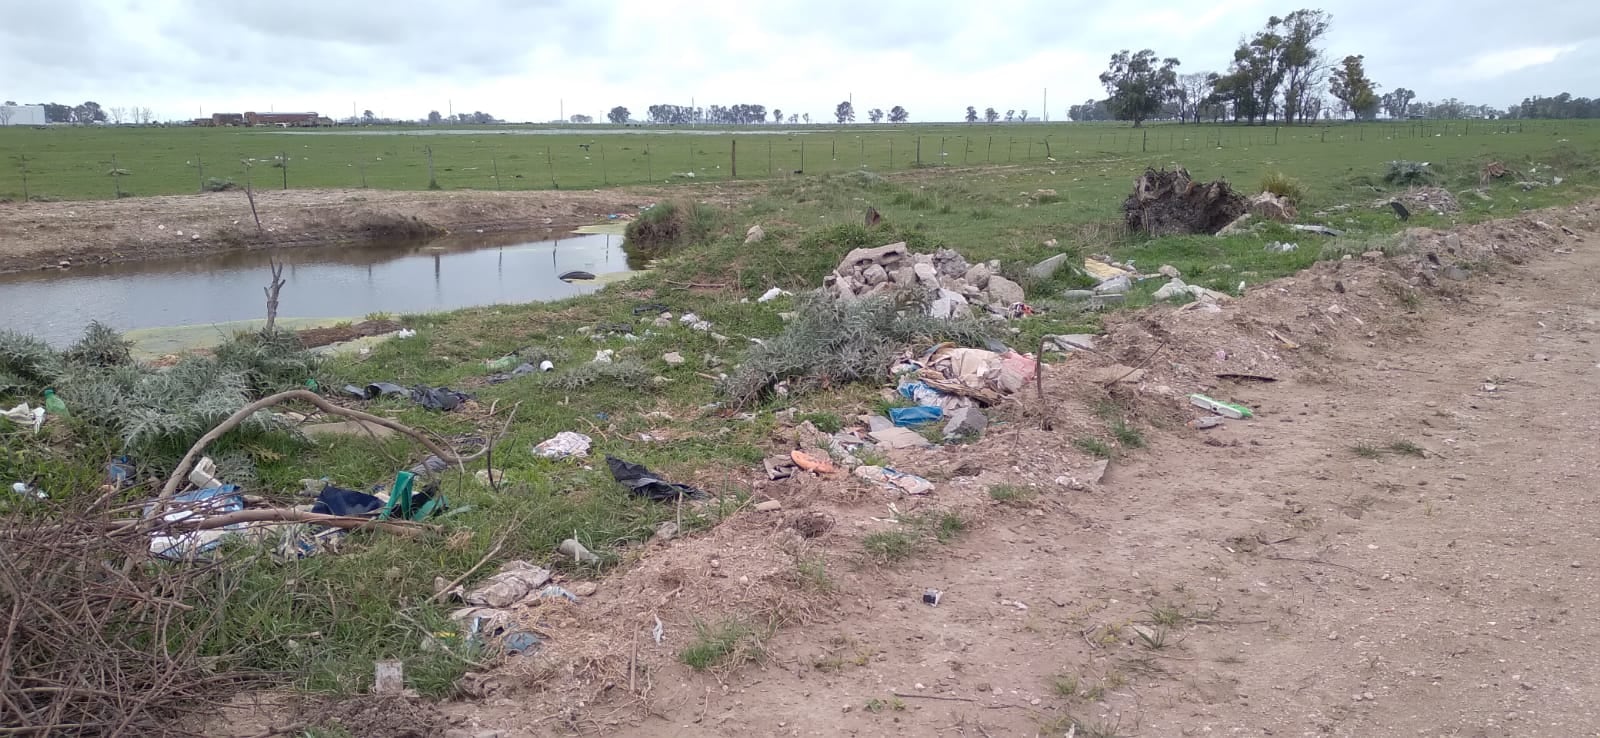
[0,105,47,126]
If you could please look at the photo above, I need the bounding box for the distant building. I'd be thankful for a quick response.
[208,113,246,126]
[244,111,321,127]
[0,104,47,126]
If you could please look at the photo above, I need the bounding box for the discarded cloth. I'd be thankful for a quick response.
[455,560,553,608]
[311,485,386,516]
[606,456,707,501]
[534,431,593,459]
[378,471,447,521]
[144,485,245,559]
[853,466,935,495]
[486,363,538,385]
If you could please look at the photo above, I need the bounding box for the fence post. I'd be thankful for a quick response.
[1142,129,1147,152]
[987,136,993,163]
[940,137,946,166]
[767,139,772,176]
[916,137,922,166]
[800,139,805,172]
[730,139,736,179]
[646,143,653,182]
[600,144,609,184]
[545,146,555,189]
[280,151,288,190]
[492,158,500,190]
[196,153,204,192]
[889,139,893,170]
[859,137,865,168]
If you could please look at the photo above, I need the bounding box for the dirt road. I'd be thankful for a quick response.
[0,185,749,274]
[406,208,1600,738]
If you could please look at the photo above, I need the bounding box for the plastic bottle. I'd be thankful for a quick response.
[42,389,68,417]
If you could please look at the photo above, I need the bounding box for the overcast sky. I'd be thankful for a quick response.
[2,0,1595,122]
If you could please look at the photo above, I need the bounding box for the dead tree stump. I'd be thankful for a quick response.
[1122,167,1247,236]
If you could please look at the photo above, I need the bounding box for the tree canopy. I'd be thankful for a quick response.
[1098,49,1179,127]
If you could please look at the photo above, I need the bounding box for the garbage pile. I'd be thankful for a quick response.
[1122,167,1247,236]
[822,242,1029,319]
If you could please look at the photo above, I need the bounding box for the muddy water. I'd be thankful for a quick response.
[0,230,635,347]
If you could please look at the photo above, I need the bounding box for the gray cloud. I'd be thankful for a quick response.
[0,0,1594,121]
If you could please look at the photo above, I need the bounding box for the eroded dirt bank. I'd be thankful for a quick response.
[0,185,745,274]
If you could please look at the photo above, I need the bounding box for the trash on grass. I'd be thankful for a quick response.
[1189,394,1253,419]
[607,456,707,501]
[534,431,593,459]
[757,287,791,303]
[10,482,46,499]
[3,403,46,434]
[790,449,838,474]
[409,385,472,411]
[889,405,944,427]
[923,589,943,606]
[854,466,935,495]
[458,560,553,608]
[311,485,386,516]
[503,631,543,655]
[557,538,602,565]
[373,660,404,694]
[144,484,246,559]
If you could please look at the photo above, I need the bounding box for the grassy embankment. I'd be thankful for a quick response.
[0,119,1577,200]
[2,121,1598,701]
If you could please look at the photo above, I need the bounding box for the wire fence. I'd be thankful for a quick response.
[0,121,1537,201]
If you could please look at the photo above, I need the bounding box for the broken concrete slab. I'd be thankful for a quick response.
[868,426,934,449]
[838,242,909,272]
[986,275,1026,305]
[1027,253,1073,281]
[943,406,988,439]
[862,415,895,432]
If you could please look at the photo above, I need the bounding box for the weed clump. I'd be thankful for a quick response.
[624,200,718,257]
[542,358,650,391]
[719,292,993,408]
[1259,171,1306,203]
[1384,160,1435,186]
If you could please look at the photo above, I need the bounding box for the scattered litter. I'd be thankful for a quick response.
[592,349,614,364]
[145,485,246,559]
[408,455,448,475]
[558,270,597,282]
[311,485,385,516]
[754,500,784,512]
[1290,224,1344,237]
[539,359,555,372]
[854,466,935,495]
[1045,334,1098,353]
[763,455,798,480]
[2,403,46,433]
[485,355,517,372]
[1265,241,1298,253]
[373,660,404,694]
[1094,275,1131,295]
[408,385,472,411]
[10,482,46,499]
[862,415,895,432]
[503,631,543,656]
[1265,328,1300,349]
[534,431,593,459]
[1190,394,1254,419]
[1188,416,1226,430]
[790,450,838,474]
[1082,259,1132,282]
[889,405,944,427]
[662,351,685,365]
[396,328,416,338]
[1152,278,1189,301]
[538,585,579,603]
[653,616,665,644]
[458,561,553,608]
[757,287,791,302]
[923,589,943,606]
[485,362,538,385]
[606,456,707,501]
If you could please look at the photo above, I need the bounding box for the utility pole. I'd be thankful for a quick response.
[1043,88,1048,122]
[560,98,563,122]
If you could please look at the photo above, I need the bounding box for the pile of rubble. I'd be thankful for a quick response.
[823,242,1027,319]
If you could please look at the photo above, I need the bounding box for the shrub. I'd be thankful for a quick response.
[1260,171,1306,203]
[64,321,133,368]
[624,201,718,257]
[1384,160,1435,186]
[718,292,994,408]
[202,177,239,192]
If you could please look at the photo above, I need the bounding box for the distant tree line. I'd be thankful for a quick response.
[4,101,155,124]
[1074,8,1590,125]
[1506,94,1600,119]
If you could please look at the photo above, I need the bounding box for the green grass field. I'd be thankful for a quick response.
[1,119,1588,201]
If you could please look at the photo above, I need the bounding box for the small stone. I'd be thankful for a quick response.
[663,352,685,366]
[963,262,993,289]
[652,521,679,541]
[1152,278,1189,301]
[744,225,765,244]
[862,263,888,285]
[571,581,599,597]
[754,500,783,512]
[913,262,940,287]
[1441,265,1470,281]
[1158,264,1181,278]
[474,469,504,486]
[1060,289,1096,302]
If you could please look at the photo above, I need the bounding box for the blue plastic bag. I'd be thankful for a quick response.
[889,406,944,427]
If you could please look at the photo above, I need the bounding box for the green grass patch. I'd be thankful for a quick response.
[1073,437,1113,458]
[679,618,762,671]
[988,484,1036,505]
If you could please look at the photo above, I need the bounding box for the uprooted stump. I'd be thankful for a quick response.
[1123,167,1247,236]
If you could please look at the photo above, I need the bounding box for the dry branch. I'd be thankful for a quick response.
[158,390,516,503]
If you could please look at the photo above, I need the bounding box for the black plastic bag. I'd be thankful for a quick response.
[311,485,385,516]
[409,385,472,411]
[606,455,707,502]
